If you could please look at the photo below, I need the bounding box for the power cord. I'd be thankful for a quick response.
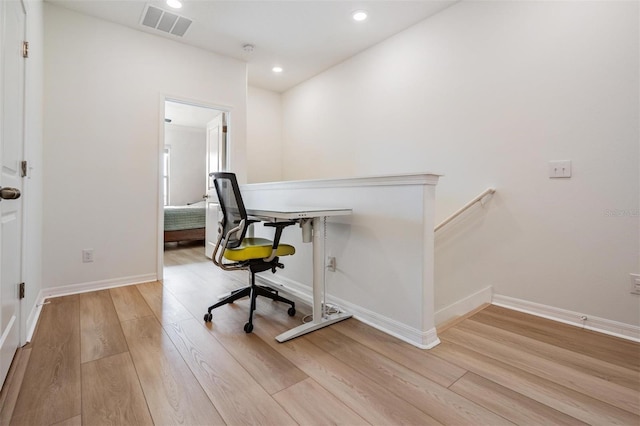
[301,303,343,324]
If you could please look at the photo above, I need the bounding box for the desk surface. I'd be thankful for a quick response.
[246,206,352,220]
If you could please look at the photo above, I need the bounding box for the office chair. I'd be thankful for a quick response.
[205,172,296,333]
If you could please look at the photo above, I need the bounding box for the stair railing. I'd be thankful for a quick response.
[435,188,496,232]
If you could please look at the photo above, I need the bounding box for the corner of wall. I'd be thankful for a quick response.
[435,286,493,326]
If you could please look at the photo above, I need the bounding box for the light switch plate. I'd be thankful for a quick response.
[549,160,571,178]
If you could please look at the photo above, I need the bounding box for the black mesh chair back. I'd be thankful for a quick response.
[206,171,297,333]
[211,172,248,249]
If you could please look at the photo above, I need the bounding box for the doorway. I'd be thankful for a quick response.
[159,98,228,275]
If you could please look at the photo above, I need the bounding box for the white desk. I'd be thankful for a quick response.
[245,205,352,342]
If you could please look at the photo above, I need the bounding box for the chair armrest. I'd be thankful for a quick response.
[262,221,296,262]
[212,219,248,271]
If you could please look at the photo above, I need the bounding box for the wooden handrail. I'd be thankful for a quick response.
[435,188,496,232]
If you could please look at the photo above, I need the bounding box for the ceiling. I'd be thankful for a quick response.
[165,100,222,128]
[46,0,457,93]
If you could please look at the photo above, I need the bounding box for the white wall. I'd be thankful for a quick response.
[43,4,247,289]
[165,124,206,206]
[281,1,640,327]
[247,86,283,183]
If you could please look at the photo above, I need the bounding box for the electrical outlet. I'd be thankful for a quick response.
[82,249,94,263]
[327,256,336,272]
[549,160,572,178]
[630,273,640,295]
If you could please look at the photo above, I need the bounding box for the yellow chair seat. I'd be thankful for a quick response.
[223,237,295,262]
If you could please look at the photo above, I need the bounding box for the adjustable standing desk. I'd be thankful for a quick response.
[245,206,352,342]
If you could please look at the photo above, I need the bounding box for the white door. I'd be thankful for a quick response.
[204,113,226,259]
[0,0,25,386]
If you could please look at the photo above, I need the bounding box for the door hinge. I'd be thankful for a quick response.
[22,41,29,59]
[21,161,27,178]
[19,282,25,299]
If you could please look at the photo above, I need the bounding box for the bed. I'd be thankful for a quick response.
[164,201,206,243]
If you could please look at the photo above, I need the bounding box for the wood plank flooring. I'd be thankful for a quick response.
[1,243,638,425]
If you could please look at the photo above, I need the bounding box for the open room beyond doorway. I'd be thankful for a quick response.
[161,99,228,271]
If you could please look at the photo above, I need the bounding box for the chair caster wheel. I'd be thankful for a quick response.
[204,313,212,322]
[288,307,296,316]
[244,322,253,333]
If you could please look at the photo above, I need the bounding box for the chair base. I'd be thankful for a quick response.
[204,269,296,333]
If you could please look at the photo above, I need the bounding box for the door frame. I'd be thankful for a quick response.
[0,0,27,383]
[157,94,231,280]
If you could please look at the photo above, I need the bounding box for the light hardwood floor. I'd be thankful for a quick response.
[1,243,638,425]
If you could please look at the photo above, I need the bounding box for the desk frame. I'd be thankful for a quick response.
[246,207,352,342]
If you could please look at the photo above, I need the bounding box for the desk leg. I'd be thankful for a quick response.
[276,216,351,343]
[312,216,324,322]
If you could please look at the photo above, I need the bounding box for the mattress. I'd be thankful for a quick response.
[164,201,206,231]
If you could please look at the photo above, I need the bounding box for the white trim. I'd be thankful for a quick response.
[24,296,42,342]
[40,274,157,300]
[157,95,166,281]
[492,294,640,342]
[349,304,441,350]
[435,285,493,326]
[242,172,441,192]
[255,274,440,349]
[255,274,312,304]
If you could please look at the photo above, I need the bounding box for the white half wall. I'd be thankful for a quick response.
[281,1,640,327]
[247,86,283,183]
[241,173,440,348]
[43,4,247,289]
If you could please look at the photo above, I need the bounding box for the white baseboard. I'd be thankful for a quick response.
[435,285,493,326]
[24,296,43,343]
[257,274,640,344]
[345,301,440,349]
[255,273,313,306]
[492,294,640,342]
[255,274,440,349]
[24,273,157,342]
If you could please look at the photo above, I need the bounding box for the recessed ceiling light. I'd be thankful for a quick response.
[272,66,283,73]
[166,0,182,9]
[352,10,368,22]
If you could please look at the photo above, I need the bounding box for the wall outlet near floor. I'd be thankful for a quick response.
[82,249,94,263]
[630,273,640,295]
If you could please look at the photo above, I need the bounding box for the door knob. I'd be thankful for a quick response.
[0,187,21,200]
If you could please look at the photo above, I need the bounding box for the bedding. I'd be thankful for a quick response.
[164,201,206,243]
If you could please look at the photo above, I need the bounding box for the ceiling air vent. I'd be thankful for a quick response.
[140,4,192,37]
